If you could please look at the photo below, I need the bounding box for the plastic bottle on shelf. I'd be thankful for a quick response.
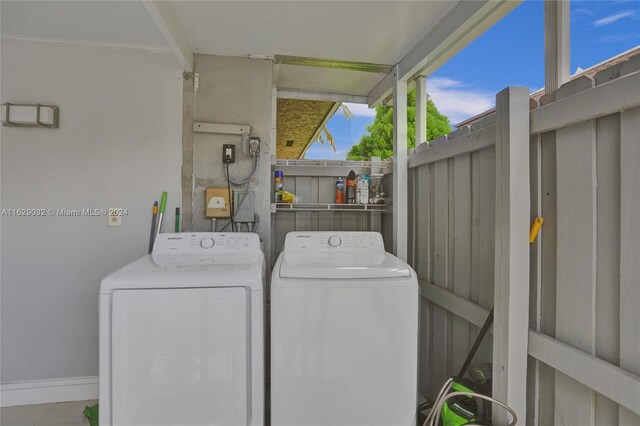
[369,174,384,204]
[335,177,345,204]
[356,174,362,204]
[346,170,356,204]
[360,174,369,204]
[274,171,284,203]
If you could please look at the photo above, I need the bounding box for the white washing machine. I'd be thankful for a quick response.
[99,233,264,426]
[271,231,419,426]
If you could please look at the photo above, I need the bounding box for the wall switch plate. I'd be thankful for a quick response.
[108,208,122,226]
[223,144,235,163]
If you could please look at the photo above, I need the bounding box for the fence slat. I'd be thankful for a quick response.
[452,154,472,373]
[429,160,449,398]
[317,177,335,204]
[595,114,621,425]
[554,119,597,426]
[408,169,416,266]
[535,130,558,424]
[477,148,496,309]
[416,165,432,396]
[619,106,640,425]
[446,160,455,376]
[528,134,541,426]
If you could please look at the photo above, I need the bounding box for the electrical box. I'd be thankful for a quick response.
[206,187,231,218]
[233,191,255,222]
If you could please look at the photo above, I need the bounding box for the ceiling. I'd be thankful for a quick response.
[1,1,459,63]
[170,1,458,65]
[0,1,167,48]
[1,1,466,97]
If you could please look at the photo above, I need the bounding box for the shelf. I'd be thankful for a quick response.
[272,203,391,213]
[272,159,392,177]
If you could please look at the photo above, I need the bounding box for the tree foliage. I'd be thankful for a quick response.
[346,90,451,160]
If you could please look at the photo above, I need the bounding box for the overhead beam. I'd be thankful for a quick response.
[143,1,193,72]
[368,0,521,107]
[276,89,368,105]
[368,73,395,107]
[544,0,570,93]
[274,55,392,74]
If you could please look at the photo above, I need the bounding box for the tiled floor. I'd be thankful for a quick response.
[0,400,96,426]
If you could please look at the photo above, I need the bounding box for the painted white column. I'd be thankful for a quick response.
[493,86,530,423]
[392,65,408,261]
[415,76,427,145]
[544,0,570,93]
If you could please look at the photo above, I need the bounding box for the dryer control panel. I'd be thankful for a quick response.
[284,232,384,252]
[153,232,260,254]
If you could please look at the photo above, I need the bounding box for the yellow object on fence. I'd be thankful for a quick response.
[529,216,544,244]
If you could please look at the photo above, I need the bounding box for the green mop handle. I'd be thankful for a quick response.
[159,192,167,215]
[156,191,167,239]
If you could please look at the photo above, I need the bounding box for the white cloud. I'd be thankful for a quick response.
[428,77,463,89]
[304,145,344,160]
[574,8,595,17]
[343,102,376,117]
[427,77,495,126]
[593,10,635,27]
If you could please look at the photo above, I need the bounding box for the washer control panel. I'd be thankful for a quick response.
[285,232,384,251]
[153,233,260,254]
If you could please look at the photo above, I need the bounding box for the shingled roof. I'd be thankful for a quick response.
[276,98,339,159]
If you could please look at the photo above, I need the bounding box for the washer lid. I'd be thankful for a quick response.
[100,251,264,294]
[279,251,411,279]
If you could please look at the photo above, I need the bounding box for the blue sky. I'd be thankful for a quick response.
[305,0,639,160]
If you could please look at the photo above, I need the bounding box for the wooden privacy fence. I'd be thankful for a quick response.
[408,58,640,425]
[270,160,394,267]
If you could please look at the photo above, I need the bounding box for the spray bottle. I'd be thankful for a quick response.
[335,177,345,204]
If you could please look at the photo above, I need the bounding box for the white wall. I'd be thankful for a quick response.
[0,38,183,384]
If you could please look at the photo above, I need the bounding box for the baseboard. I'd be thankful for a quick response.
[1,376,98,407]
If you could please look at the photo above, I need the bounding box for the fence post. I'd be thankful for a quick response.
[392,64,408,261]
[416,76,427,145]
[493,86,530,423]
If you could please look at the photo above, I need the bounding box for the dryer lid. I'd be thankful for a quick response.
[279,251,411,279]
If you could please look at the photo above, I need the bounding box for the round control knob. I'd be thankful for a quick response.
[200,237,215,249]
[328,235,342,248]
